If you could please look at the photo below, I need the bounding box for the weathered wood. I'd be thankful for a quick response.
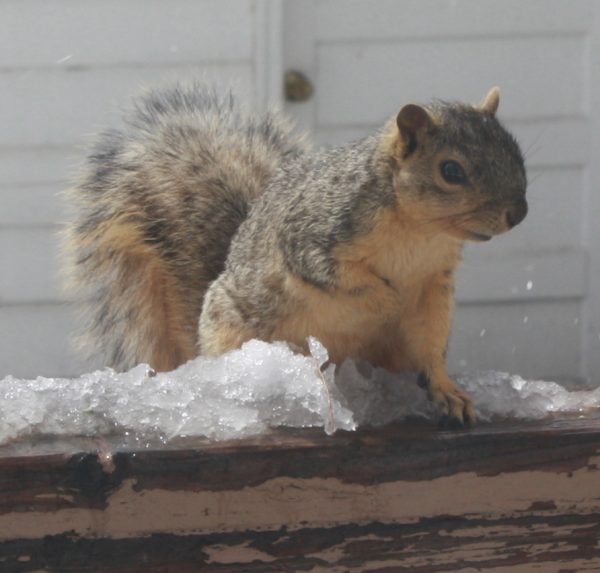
[1,418,600,572]
[3,514,600,573]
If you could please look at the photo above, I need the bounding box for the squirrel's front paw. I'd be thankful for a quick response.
[419,372,476,427]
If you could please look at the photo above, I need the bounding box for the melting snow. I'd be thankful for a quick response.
[1,337,599,446]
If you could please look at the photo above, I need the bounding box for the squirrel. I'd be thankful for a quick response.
[64,83,527,426]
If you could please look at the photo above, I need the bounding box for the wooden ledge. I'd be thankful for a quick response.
[1,417,600,571]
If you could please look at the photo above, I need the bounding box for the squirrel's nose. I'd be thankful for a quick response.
[505,199,528,228]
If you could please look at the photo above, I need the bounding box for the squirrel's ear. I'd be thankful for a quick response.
[396,104,433,157]
[479,86,500,115]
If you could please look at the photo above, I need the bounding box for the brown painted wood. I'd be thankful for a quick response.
[2,513,600,572]
[1,418,600,572]
[2,417,600,512]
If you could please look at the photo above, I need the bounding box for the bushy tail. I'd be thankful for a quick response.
[63,83,307,372]
[63,214,198,371]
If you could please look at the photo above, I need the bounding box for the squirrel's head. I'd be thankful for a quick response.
[390,87,527,242]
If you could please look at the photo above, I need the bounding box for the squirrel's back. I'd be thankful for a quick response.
[63,83,306,371]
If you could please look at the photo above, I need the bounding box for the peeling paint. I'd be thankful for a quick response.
[2,516,600,572]
[2,423,600,570]
[1,458,600,541]
[204,541,277,564]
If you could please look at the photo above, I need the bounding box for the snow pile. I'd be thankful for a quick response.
[1,338,599,446]
[0,338,353,445]
[337,362,600,426]
[459,371,600,421]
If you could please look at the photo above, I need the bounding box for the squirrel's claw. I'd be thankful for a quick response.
[425,375,476,428]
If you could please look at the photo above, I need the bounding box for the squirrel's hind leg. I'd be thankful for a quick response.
[198,278,260,355]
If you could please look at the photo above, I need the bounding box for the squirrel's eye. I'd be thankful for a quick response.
[440,160,467,185]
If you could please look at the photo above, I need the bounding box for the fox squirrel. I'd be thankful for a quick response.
[64,83,527,426]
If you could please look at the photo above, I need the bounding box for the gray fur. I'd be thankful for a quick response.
[428,102,527,197]
[238,135,395,289]
[197,134,399,349]
[198,99,527,353]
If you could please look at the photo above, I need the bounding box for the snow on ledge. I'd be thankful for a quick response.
[1,338,599,446]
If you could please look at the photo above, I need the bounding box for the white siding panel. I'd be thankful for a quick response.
[316,0,591,40]
[0,65,254,147]
[456,248,587,304]
[0,148,80,185]
[509,119,590,168]
[583,6,600,384]
[0,228,64,304]
[316,37,585,125]
[0,304,86,378]
[448,300,582,381]
[478,167,584,253]
[0,0,254,68]
[0,183,70,226]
